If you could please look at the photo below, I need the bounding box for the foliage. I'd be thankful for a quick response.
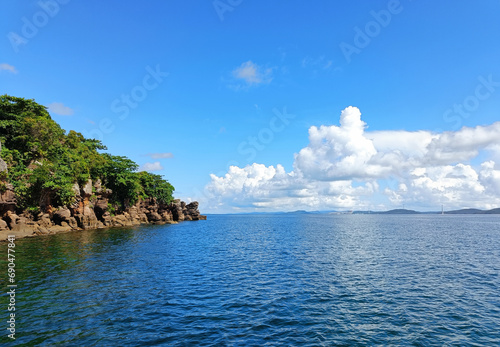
[98,154,141,207]
[0,94,175,209]
[138,171,175,204]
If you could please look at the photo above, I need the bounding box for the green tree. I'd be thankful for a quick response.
[138,171,175,204]
[98,154,141,208]
[0,95,176,211]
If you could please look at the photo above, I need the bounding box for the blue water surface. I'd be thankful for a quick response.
[1,214,500,346]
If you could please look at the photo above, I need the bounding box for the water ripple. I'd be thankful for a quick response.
[1,215,500,345]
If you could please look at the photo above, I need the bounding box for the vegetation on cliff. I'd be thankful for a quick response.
[0,95,174,212]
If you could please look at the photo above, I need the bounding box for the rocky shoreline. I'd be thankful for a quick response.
[0,179,206,241]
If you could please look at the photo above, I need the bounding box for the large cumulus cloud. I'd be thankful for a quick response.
[205,107,500,212]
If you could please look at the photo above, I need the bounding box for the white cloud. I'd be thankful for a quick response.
[47,102,74,116]
[0,63,17,74]
[301,55,335,72]
[147,152,174,159]
[480,161,500,196]
[204,106,500,213]
[384,164,488,209]
[140,162,164,172]
[293,106,384,180]
[232,61,272,86]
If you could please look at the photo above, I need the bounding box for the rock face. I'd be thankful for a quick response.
[0,141,7,174]
[0,141,15,216]
[0,184,17,216]
[0,178,206,240]
[0,156,6,173]
[0,141,206,240]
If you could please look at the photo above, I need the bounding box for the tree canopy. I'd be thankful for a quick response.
[0,95,174,209]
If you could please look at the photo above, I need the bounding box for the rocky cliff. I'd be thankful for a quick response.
[0,176,206,241]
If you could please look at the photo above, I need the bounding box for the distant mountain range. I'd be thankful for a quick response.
[351,208,500,215]
[213,208,500,215]
[353,208,500,215]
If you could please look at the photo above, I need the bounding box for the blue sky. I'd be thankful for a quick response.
[2,0,500,213]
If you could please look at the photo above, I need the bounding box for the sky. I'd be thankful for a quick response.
[2,0,500,213]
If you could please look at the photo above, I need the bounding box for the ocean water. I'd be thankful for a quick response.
[1,214,500,346]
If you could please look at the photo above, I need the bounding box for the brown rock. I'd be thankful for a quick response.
[138,212,149,224]
[36,226,49,234]
[102,212,112,226]
[0,184,17,215]
[82,179,93,197]
[0,140,7,173]
[36,213,54,228]
[111,214,133,227]
[75,205,99,230]
[161,210,173,222]
[48,225,72,233]
[4,212,20,229]
[68,217,78,229]
[0,219,8,231]
[94,178,102,193]
[147,212,162,222]
[170,200,185,221]
[11,218,38,236]
[54,208,71,221]
[0,158,6,173]
[94,199,108,220]
[71,183,81,199]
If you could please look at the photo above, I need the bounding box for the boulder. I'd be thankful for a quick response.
[47,224,72,233]
[161,210,173,222]
[0,140,7,173]
[71,183,81,199]
[101,212,112,226]
[137,211,149,224]
[82,179,93,197]
[0,184,17,215]
[147,211,162,222]
[53,208,72,225]
[94,199,108,221]
[0,158,6,173]
[111,214,133,227]
[11,217,38,237]
[38,213,53,228]
[185,201,201,220]
[94,179,102,193]
[0,219,8,231]
[4,211,20,229]
[171,200,185,221]
[75,205,99,230]
[68,217,79,229]
[36,226,49,235]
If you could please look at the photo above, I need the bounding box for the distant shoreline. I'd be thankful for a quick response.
[205,208,500,216]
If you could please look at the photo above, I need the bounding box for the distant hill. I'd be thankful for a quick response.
[446,208,500,214]
[483,208,500,214]
[379,209,420,214]
[445,208,483,214]
[227,208,500,216]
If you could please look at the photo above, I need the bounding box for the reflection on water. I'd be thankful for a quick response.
[1,215,500,345]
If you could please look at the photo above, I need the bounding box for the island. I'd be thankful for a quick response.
[0,95,205,240]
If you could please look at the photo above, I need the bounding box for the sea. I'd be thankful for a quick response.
[1,214,500,346]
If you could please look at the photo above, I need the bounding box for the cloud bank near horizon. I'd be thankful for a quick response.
[204,106,500,213]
